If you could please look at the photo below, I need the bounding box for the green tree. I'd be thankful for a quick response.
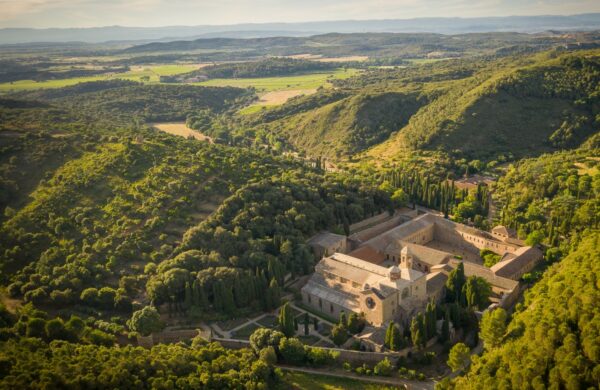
[45,318,70,341]
[446,262,466,305]
[249,328,285,354]
[479,308,507,350]
[526,230,545,246]
[259,346,278,365]
[331,324,348,346]
[390,323,404,351]
[463,276,492,310]
[278,337,306,365]
[128,306,163,336]
[448,342,471,372]
[304,313,309,336]
[26,318,46,338]
[278,302,295,337]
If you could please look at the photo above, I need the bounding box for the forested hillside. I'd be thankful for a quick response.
[367,49,600,162]
[451,232,600,389]
[163,58,338,82]
[256,90,428,158]
[16,80,255,124]
[231,49,599,163]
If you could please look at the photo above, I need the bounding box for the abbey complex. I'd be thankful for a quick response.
[302,211,543,327]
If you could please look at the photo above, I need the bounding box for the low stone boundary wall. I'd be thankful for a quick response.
[213,338,251,349]
[137,327,211,347]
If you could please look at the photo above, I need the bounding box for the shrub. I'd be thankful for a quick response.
[374,358,393,376]
[278,337,306,365]
[259,346,277,365]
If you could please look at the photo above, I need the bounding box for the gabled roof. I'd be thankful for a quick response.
[399,242,452,266]
[447,259,518,291]
[348,245,386,264]
[426,272,448,295]
[491,246,543,278]
[492,225,517,238]
[302,276,359,311]
[308,232,346,248]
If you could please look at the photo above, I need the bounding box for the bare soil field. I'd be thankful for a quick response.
[317,56,369,62]
[152,122,212,142]
[258,89,317,105]
[284,54,369,62]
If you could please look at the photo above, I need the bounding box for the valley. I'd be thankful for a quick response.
[0,22,598,390]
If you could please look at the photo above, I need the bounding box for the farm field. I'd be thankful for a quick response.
[151,122,212,142]
[0,64,202,93]
[238,89,317,114]
[193,68,359,92]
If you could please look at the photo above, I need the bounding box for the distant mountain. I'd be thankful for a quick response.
[1,13,600,45]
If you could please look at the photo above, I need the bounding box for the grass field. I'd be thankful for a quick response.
[281,371,398,389]
[0,66,359,95]
[194,69,359,92]
[0,64,200,93]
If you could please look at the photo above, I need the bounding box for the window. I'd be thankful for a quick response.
[365,297,376,309]
[330,304,334,313]
[319,298,322,308]
[308,295,311,303]
[402,288,409,298]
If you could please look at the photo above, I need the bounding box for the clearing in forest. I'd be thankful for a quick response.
[152,122,212,142]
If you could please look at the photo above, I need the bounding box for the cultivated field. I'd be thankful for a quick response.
[238,89,318,115]
[0,64,202,93]
[193,68,359,92]
[152,122,212,142]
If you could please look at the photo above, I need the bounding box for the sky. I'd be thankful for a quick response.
[1,0,599,28]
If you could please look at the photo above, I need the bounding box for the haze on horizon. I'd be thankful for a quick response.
[1,0,600,29]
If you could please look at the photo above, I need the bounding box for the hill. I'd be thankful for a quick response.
[238,49,599,162]
[450,232,599,388]
[3,14,600,44]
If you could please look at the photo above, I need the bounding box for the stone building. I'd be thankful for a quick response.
[302,213,542,327]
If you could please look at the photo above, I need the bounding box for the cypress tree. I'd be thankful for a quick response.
[268,278,280,310]
[304,313,309,335]
[385,322,394,349]
[278,302,295,337]
[440,307,450,343]
[390,323,403,351]
[222,284,235,315]
[339,311,347,327]
[233,275,244,307]
[212,282,223,311]
[184,282,193,310]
